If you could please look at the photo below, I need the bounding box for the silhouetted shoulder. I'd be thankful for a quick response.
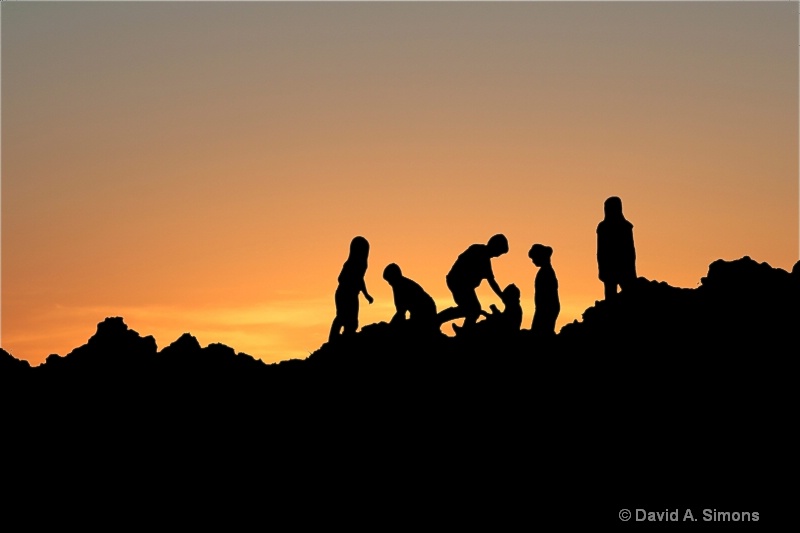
[462,243,489,259]
[597,218,633,233]
[450,244,491,276]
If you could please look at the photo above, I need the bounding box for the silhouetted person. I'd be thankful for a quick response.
[382,263,438,334]
[329,236,374,342]
[528,244,560,336]
[597,196,637,299]
[437,234,509,333]
[457,283,522,337]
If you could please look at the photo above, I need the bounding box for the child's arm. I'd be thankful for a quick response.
[487,275,503,300]
[361,279,374,304]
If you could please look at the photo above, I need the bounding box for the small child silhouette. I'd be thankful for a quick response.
[528,243,560,337]
[329,236,373,342]
[454,283,522,337]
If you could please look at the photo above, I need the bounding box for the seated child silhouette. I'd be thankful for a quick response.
[453,283,522,337]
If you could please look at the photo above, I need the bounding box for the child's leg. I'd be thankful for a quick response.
[604,281,618,300]
[437,306,466,324]
[340,295,359,336]
[330,287,355,341]
[459,289,481,330]
[329,317,342,342]
[342,315,358,336]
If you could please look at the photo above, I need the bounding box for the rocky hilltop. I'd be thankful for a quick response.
[4,255,796,382]
[2,256,797,525]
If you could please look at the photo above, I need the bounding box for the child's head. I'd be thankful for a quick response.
[349,236,370,258]
[528,244,553,267]
[382,263,402,284]
[604,196,623,218]
[487,234,509,257]
[502,283,521,303]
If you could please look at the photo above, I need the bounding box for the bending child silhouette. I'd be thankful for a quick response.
[329,236,373,342]
[437,234,509,334]
[597,196,637,299]
[528,244,560,336]
[383,263,438,334]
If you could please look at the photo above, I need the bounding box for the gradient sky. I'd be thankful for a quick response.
[2,1,798,366]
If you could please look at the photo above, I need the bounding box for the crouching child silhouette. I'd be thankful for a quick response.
[382,263,438,335]
[437,234,509,334]
[329,236,373,342]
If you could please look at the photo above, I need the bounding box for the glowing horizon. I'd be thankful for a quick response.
[2,1,798,366]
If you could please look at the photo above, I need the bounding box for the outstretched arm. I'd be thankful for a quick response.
[487,276,503,300]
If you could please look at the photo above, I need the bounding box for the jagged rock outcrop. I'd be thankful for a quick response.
[158,332,267,377]
[41,316,158,374]
[559,255,799,354]
[1,347,31,375]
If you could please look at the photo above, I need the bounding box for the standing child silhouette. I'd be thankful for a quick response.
[596,196,637,299]
[329,236,374,342]
[528,244,560,336]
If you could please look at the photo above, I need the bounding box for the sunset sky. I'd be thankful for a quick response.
[2,1,798,366]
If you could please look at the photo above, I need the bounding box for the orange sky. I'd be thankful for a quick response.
[2,1,798,366]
